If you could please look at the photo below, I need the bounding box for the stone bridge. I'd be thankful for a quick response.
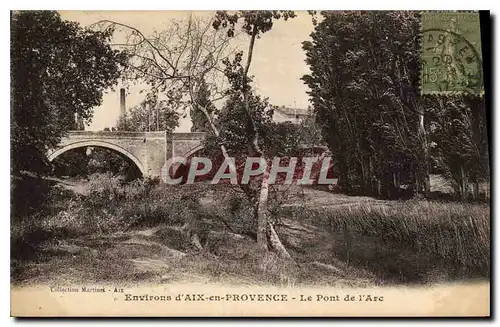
[47,131,205,177]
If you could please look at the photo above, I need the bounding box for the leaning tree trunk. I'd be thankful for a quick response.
[256,169,270,252]
[239,25,293,260]
[268,224,292,260]
[196,97,293,259]
[194,22,294,262]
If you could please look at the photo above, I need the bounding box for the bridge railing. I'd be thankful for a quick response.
[66,130,167,138]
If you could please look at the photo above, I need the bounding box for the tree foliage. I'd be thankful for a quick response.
[51,148,89,177]
[427,96,489,199]
[191,79,217,132]
[203,92,303,158]
[11,11,127,174]
[116,93,180,132]
[213,10,296,38]
[297,111,324,149]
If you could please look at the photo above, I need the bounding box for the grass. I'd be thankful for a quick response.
[277,199,490,284]
[11,173,490,287]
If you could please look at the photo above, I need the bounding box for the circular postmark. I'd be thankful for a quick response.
[420,27,483,95]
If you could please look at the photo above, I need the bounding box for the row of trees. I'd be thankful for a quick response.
[302,11,489,200]
[116,93,181,132]
[109,11,489,203]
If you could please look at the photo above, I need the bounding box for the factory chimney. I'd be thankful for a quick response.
[120,88,126,119]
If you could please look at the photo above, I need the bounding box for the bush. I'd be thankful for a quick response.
[120,183,207,227]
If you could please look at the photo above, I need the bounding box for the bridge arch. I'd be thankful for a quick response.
[168,144,206,179]
[47,140,146,176]
[182,144,205,159]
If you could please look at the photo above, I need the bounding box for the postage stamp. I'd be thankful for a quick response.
[420,11,484,95]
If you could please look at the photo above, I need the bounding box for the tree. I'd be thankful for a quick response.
[297,111,324,150]
[302,11,427,198]
[95,14,233,127]
[11,11,127,175]
[87,147,141,181]
[427,95,489,201]
[211,10,297,259]
[116,94,180,132]
[203,92,305,161]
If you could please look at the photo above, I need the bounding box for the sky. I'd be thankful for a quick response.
[59,11,314,132]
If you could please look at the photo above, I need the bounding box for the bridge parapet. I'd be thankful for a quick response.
[65,131,166,139]
[171,132,206,140]
[170,132,205,159]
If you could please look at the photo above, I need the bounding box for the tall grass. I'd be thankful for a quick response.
[280,200,490,283]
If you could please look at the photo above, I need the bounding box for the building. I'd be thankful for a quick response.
[272,105,310,124]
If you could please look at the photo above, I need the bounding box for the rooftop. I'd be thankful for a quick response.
[273,105,310,117]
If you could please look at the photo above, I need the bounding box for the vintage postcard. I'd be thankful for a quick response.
[10,10,491,317]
